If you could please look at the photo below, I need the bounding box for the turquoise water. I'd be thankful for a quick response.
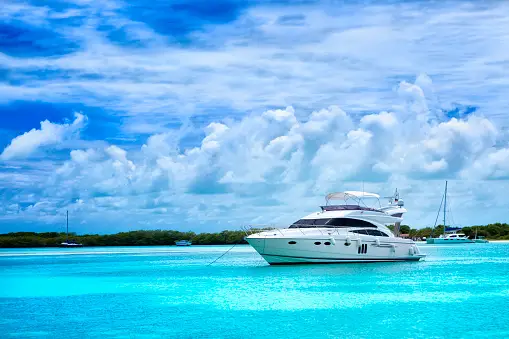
[1,243,509,338]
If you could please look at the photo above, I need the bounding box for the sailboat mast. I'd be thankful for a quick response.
[66,210,69,242]
[443,181,447,236]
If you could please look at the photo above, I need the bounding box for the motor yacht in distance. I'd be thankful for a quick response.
[244,190,425,265]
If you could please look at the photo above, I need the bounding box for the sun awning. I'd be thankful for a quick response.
[326,191,380,201]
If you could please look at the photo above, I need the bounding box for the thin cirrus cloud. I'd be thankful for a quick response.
[1,0,509,233]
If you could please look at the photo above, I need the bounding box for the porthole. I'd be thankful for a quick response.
[288,241,297,245]
[314,242,322,245]
[324,242,331,246]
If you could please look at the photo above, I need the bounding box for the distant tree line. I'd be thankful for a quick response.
[388,223,509,240]
[1,223,508,248]
[0,230,251,248]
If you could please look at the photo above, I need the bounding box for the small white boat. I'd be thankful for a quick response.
[175,240,192,246]
[244,189,425,265]
[59,241,84,247]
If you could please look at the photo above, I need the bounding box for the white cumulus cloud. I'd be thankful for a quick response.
[0,113,87,161]
[21,76,505,230]
[2,75,509,232]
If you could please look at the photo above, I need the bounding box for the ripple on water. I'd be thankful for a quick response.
[1,244,508,338]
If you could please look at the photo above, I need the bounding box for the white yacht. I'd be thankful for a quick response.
[244,190,425,265]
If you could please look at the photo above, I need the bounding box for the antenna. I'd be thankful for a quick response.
[383,188,399,205]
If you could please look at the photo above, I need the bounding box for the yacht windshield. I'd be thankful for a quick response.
[320,205,382,212]
[289,217,377,228]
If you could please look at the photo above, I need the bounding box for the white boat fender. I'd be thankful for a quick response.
[409,246,415,255]
[345,236,351,246]
[329,237,336,246]
[375,238,381,247]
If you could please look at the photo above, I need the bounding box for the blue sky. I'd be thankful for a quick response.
[1,0,509,234]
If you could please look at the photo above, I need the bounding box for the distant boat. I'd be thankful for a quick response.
[59,210,83,247]
[175,240,192,246]
[474,236,489,243]
[474,227,489,243]
[426,181,474,244]
[427,231,473,244]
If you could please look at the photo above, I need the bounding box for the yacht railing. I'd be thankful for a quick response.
[241,224,359,238]
[241,224,310,237]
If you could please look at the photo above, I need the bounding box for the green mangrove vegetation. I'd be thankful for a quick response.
[0,223,508,248]
[0,230,250,248]
[389,223,509,240]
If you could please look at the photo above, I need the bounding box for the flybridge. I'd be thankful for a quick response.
[320,190,406,219]
[324,190,404,208]
[324,191,385,212]
[325,191,381,202]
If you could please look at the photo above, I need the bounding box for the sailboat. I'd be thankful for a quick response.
[426,181,474,244]
[474,226,489,243]
[59,210,83,247]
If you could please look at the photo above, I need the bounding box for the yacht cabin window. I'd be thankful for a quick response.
[351,229,389,237]
[367,230,389,237]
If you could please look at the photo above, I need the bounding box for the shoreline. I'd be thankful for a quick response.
[2,240,509,250]
[2,228,508,248]
[415,239,509,243]
[0,243,247,249]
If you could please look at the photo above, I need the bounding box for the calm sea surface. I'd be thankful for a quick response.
[1,243,508,338]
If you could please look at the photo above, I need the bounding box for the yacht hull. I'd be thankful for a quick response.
[246,236,425,265]
[261,254,423,265]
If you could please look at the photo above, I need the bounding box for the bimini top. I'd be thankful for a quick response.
[320,204,382,212]
[326,191,380,203]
